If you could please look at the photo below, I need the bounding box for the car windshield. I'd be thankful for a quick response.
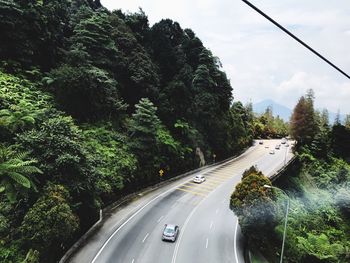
[164,228,174,234]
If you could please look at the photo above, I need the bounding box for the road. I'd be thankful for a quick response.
[69,139,293,263]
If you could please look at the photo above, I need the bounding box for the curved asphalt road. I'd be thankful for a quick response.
[70,139,293,263]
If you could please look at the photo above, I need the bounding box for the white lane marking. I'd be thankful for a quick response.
[131,259,135,263]
[157,215,164,223]
[171,204,202,263]
[206,238,209,249]
[142,233,149,243]
[92,145,258,263]
[210,221,213,229]
[234,220,239,263]
[91,162,226,263]
[91,181,188,263]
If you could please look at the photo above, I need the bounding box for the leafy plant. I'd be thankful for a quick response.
[0,144,42,202]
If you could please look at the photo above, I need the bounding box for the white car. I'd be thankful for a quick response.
[162,224,179,242]
[269,149,275,154]
[193,174,206,183]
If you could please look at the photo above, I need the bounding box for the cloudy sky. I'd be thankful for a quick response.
[101,0,350,114]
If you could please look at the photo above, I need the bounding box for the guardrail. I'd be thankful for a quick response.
[269,155,297,182]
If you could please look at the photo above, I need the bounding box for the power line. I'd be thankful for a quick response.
[241,0,350,79]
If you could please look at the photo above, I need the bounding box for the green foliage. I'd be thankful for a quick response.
[20,184,79,257]
[48,65,126,121]
[0,144,42,202]
[331,123,350,159]
[253,106,289,139]
[242,165,262,179]
[16,115,98,211]
[127,98,161,183]
[296,233,343,262]
[227,102,254,153]
[254,150,350,262]
[230,168,278,243]
[335,187,350,215]
[22,249,40,263]
[0,71,51,138]
[82,125,136,198]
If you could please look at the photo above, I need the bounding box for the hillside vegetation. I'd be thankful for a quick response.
[231,90,350,263]
[0,1,258,262]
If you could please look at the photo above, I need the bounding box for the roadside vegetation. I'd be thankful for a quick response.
[0,1,261,262]
[231,89,350,262]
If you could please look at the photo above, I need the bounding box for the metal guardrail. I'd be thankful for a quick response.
[269,155,297,182]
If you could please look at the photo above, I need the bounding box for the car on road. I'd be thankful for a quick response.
[281,138,287,144]
[259,141,264,144]
[162,224,179,242]
[193,174,206,183]
[275,144,280,150]
[269,149,275,154]
[285,143,289,147]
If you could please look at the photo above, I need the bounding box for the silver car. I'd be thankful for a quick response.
[162,224,179,242]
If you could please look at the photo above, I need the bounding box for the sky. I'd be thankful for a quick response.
[101,0,350,114]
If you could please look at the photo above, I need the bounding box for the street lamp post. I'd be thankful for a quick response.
[284,143,288,165]
[264,185,290,263]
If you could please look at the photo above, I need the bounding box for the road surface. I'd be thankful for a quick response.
[70,139,293,263]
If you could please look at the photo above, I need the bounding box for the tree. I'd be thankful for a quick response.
[82,125,137,199]
[310,109,331,159]
[230,168,278,244]
[331,123,350,159]
[290,92,317,146]
[48,65,126,121]
[16,116,94,195]
[69,12,123,72]
[344,114,350,129]
[20,184,79,260]
[0,144,42,202]
[128,98,160,183]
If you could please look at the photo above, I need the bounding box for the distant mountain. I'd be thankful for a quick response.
[253,99,292,121]
[253,99,345,124]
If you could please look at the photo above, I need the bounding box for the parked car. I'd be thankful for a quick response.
[259,141,264,145]
[193,174,206,183]
[162,224,179,242]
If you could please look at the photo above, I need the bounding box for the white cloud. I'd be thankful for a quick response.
[101,0,350,114]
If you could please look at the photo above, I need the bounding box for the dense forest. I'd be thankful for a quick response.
[0,0,267,262]
[231,90,350,262]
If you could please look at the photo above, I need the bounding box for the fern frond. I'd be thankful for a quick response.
[7,172,31,188]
